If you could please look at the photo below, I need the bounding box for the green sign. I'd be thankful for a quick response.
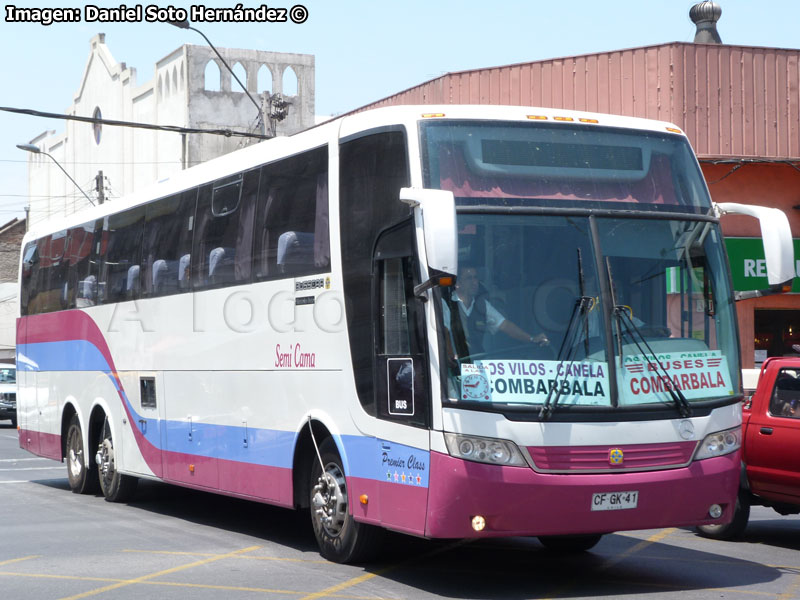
[724,237,800,292]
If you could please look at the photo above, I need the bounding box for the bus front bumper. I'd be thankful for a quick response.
[425,450,739,538]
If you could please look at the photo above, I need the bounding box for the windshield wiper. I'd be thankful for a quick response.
[615,307,692,418]
[539,296,594,419]
[540,249,593,420]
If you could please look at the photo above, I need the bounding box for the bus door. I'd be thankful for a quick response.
[120,372,164,478]
[373,219,431,533]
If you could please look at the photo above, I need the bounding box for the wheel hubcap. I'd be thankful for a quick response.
[68,432,82,476]
[97,437,114,482]
[312,463,347,537]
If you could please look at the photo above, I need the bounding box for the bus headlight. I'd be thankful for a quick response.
[444,433,526,466]
[693,426,741,460]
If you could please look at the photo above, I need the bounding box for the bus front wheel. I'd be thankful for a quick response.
[65,414,98,495]
[97,418,138,503]
[309,438,382,563]
[696,489,750,540]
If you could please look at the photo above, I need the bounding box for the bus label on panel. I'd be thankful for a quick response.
[387,358,415,416]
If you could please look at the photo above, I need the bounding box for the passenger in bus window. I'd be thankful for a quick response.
[442,265,548,360]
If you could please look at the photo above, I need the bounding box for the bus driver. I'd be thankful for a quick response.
[442,265,549,359]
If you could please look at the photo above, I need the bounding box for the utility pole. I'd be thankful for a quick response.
[95,170,105,204]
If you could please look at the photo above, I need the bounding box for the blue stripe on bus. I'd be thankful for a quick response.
[18,341,113,373]
[163,419,296,468]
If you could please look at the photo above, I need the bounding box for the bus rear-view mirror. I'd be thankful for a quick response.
[716,202,795,300]
[399,187,457,276]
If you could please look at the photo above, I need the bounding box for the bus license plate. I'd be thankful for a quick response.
[591,491,638,511]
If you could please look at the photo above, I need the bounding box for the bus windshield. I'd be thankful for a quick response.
[421,121,738,413]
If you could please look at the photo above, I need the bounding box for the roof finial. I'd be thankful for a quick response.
[690,1,722,44]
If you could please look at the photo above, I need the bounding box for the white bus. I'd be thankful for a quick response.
[17,105,794,562]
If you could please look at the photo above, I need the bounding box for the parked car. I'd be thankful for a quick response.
[0,362,16,427]
[698,357,800,539]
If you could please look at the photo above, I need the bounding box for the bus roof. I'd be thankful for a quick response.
[22,104,688,242]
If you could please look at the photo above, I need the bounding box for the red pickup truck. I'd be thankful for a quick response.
[698,357,800,539]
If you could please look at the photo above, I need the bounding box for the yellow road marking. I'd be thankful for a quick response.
[0,572,119,584]
[599,527,677,572]
[0,556,39,567]
[778,574,800,600]
[58,544,261,600]
[240,555,329,564]
[300,571,380,600]
[123,548,328,563]
[144,578,391,598]
[540,528,677,600]
[540,529,800,599]
[0,570,389,599]
[574,574,783,597]
[299,540,469,600]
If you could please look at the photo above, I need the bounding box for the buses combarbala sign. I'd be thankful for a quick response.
[620,351,735,402]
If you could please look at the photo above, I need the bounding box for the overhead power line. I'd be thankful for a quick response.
[0,159,185,165]
[0,105,270,140]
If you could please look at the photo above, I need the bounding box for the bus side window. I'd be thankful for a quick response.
[99,207,145,304]
[192,169,257,289]
[379,257,412,355]
[22,237,47,315]
[142,190,196,298]
[254,146,329,280]
[20,240,39,315]
[67,221,99,309]
[23,231,69,315]
[339,130,411,415]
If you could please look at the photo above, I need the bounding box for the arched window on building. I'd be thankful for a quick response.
[283,66,298,96]
[204,60,221,92]
[257,64,272,94]
[232,62,247,93]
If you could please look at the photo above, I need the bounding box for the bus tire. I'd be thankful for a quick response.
[309,438,382,563]
[97,418,138,503]
[537,534,603,552]
[66,414,99,495]
[696,490,750,540]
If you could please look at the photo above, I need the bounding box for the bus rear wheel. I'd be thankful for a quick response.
[309,438,382,563]
[97,419,138,503]
[538,534,603,552]
[65,414,98,495]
